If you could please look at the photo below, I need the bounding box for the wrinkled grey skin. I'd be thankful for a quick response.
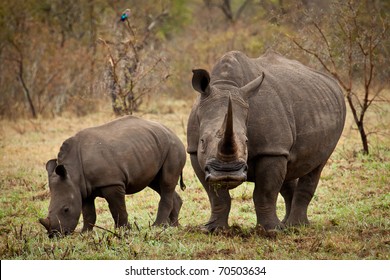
[40,116,186,237]
[187,50,346,232]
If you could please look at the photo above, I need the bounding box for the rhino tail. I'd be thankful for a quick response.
[179,172,186,191]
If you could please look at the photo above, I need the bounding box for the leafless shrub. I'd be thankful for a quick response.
[284,0,389,154]
[99,9,170,116]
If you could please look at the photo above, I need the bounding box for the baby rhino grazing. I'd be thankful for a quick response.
[39,116,186,237]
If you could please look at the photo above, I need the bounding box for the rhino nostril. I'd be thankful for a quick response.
[204,166,212,182]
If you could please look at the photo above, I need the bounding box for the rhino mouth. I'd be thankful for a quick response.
[205,160,247,189]
[47,230,68,238]
[39,217,72,238]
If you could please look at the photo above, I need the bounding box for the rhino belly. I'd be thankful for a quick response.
[285,124,342,180]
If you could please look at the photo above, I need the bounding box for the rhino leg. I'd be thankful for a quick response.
[100,185,129,228]
[154,193,173,226]
[81,196,97,232]
[190,155,231,232]
[203,187,231,232]
[253,156,287,231]
[169,191,183,226]
[285,163,325,226]
[149,182,176,227]
[280,179,298,224]
[150,138,186,227]
[151,153,184,227]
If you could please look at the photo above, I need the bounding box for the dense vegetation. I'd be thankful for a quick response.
[1,1,388,114]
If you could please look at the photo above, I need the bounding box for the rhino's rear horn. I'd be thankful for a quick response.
[240,72,265,100]
[218,96,237,158]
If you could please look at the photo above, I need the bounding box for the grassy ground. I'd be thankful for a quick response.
[0,98,389,260]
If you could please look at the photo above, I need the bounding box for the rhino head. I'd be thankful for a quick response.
[39,159,82,237]
[191,69,265,189]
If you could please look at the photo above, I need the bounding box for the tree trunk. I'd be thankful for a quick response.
[346,94,369,155]
[357,121,369,154]
[17,69,37,119]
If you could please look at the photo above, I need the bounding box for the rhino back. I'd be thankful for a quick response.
[61,116,175,195]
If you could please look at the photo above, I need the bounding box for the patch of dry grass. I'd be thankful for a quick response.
[0,99,389,260]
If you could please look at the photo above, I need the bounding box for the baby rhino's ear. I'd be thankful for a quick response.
[46,159,57,176]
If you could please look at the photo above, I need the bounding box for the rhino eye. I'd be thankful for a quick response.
[63,207,69,213]
[200,139,206,152]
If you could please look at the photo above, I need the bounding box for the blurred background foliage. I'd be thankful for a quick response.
[0,0,389,119]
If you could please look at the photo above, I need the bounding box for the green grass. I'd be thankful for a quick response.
[0,100,389,260]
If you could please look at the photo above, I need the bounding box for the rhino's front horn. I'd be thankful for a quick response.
[39,217,51,231]
[218,96,237,159]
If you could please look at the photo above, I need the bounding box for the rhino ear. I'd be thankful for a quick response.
[192,69,210,96]
[240,72,265,100]
[46,159,58,176]
[55,164,67,178]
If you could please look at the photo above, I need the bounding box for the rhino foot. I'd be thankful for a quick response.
[283,217,310,227]
[200,219,229,233]
[259,221,285,232]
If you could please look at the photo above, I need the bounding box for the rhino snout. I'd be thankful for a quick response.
[39,217,72,238]
[205,159,247,188]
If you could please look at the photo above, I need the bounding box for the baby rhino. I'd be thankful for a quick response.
[40,116,186,237]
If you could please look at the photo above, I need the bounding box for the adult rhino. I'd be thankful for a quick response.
[187,50,346,232]
[40,116,186,237]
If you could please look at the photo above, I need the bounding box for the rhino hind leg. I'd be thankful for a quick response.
[151,183,176,226]
[284,163,325,227]
[280,179,298,224]
[150,164,183,227]
[150,138,186,227]
[168,191,183,226]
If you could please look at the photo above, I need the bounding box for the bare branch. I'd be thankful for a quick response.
[312,21,337,74]
[288,34,350,92]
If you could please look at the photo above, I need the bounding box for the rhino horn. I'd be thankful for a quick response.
[240,72,265,100]
[39,217,51,231]
[218,96,237,159]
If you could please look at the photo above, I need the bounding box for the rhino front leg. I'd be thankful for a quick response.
[253,156,287,231]
[285,163,325,226]
[190,155,231,232]
[81,196,97,232]
[203,187,231,232]
[100,185,129,228]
